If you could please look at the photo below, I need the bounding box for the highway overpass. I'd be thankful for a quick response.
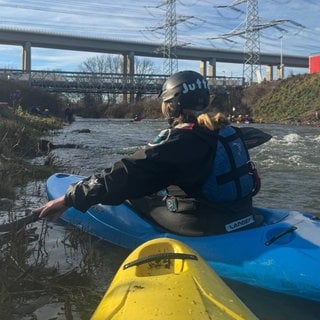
[0,27,309,81]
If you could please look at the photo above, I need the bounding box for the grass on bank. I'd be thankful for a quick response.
[244,73,320,123]
[0,105,64,198]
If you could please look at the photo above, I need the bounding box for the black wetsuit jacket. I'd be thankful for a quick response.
[64,123,271,216]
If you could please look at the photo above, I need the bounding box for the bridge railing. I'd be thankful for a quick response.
[0,69,245,94]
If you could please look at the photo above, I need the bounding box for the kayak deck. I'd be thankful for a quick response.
[91,238,258,320]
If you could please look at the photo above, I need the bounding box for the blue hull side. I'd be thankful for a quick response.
[46,173,320,302]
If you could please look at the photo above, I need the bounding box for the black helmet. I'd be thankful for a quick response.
[159,70,210,117]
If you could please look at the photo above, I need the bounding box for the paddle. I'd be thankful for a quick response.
[239,127,272,149]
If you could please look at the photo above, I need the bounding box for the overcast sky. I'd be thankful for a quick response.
[0,0,318,77]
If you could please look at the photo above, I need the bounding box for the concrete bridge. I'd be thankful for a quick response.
[0,27,309,82]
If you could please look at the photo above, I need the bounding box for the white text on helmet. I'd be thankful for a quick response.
[182,78,208,94]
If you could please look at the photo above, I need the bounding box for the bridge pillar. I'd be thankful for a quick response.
[208,58,216,77]
[22,42,31,72]
[199,60,207,77]
[277,64,284,80]
[127,52,135,104]
[127,52,135,75]
[120,54,128,103]
[265,65,273,81]
[120,52,135,104]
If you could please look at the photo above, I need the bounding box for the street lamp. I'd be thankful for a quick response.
[279,32,286,79]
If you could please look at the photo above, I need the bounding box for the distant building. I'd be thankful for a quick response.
[309,53,320,73]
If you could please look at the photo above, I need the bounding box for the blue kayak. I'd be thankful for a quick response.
[46,173,320,302]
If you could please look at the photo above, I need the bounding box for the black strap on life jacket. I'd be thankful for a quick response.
[216,132,246,198]
[233,127,261,196]
[251,162,261,196]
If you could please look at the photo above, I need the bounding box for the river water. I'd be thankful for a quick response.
[10,118,320,319]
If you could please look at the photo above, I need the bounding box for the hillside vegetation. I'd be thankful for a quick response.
[243,73,320,125]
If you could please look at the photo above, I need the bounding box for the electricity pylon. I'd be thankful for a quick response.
[243,0,261,84]
[210,0,305,84]
[163,0,178,75]
[145,0,193,75]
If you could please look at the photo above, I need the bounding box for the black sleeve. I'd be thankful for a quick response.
[64,155,174,212]
[64,129,210,212]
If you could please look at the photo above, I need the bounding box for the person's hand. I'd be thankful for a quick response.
[33,195,68,221]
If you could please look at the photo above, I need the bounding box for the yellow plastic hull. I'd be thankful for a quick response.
[91,238,258,320]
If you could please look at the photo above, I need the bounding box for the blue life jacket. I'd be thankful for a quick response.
[201,126,255,202]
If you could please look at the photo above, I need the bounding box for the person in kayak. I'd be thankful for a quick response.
[34,70,270,235]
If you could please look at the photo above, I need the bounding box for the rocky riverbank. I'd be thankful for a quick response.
[277,110,320,127]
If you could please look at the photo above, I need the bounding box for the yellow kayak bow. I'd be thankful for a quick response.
[91,238,258,320]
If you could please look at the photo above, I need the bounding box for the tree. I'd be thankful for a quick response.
[78,54,159,105]
[80,55,121,74]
